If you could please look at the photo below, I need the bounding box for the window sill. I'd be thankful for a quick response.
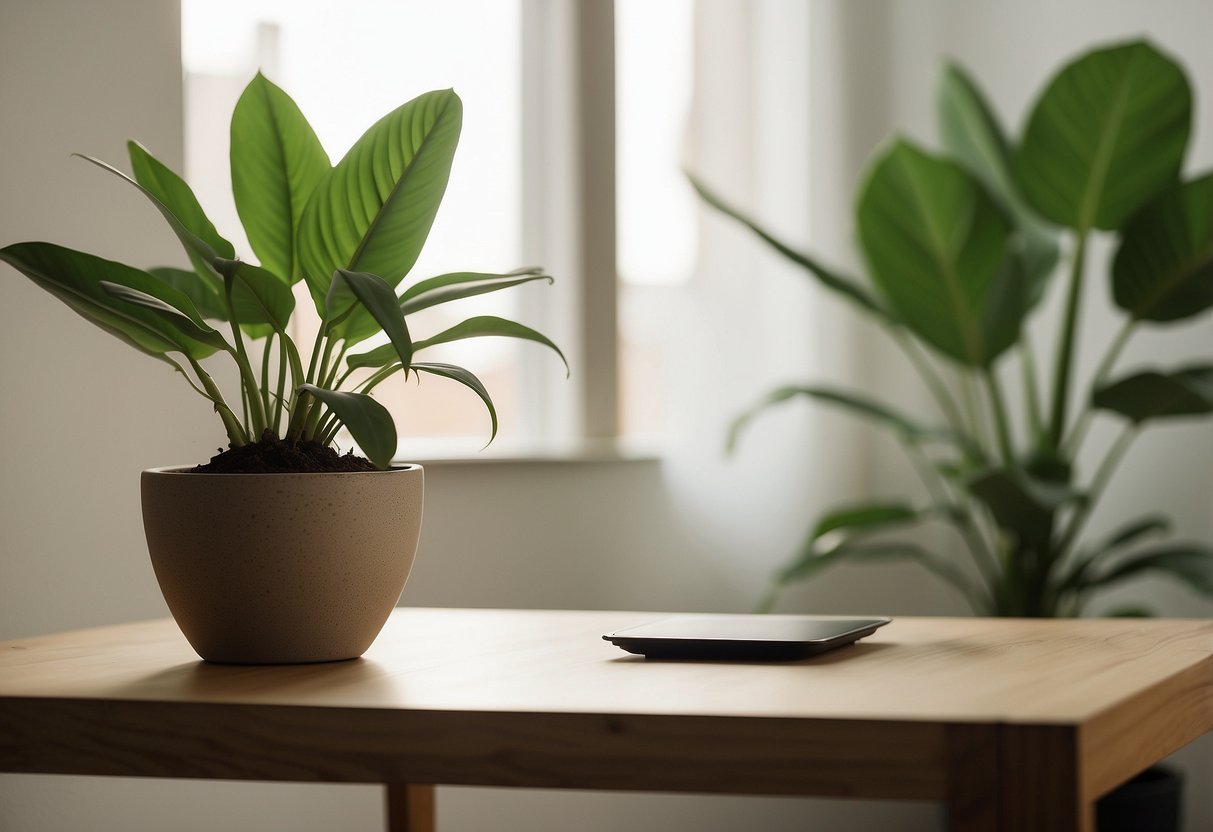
[395,436,661,467]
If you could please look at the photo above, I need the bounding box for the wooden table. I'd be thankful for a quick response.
[2,609,1212,831]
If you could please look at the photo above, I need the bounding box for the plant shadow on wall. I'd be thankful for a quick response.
[692,40,1213,618]
[0,73,566,664]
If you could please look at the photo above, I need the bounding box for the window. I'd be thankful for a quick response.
[181,0,699,454]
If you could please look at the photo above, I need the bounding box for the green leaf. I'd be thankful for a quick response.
[399,267,553,315]
[211,258,296,334]
[1056,514,1171,593]
[1084,542,1213,596]
[148,266,227,321]
[126,143,234,287]
[329,269,412,373]
[411,362,498,442]
[297,383,396,470]
[297,89,462,307]
[1098,514,1172,551]
[100,281,232,352]
[351,315,568,375]
[1093,365,1213,423]
[1112,173,1213,322]
[1015,40,1191,232]
[686,172,890,320]
[937,62,1059,305]
[856,139,1023,367]
[128,142,234,258]
[727,384,978,457]
[774,532,979,610]
[0,241,219,361]
[809,503,922,542]
[230,72,331,283]
[966,468,1082,550]
[76,154,224,281]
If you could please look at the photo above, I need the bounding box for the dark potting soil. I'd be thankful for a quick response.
[191,431,377,474]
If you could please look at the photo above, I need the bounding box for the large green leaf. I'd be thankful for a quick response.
[230,72,331,283]
[329,269,412,373]
[350,315,568,375]
[211,258,296,334]
[1082,542,1213,596]
[297,383,396,470]
[76,154,223,281]
[100,281,232,352]
[687,172,889,320]
[297,89,462,307]
[0,241,218,361]
[937,62,1059,304]
[1112,173,1213,322]
[1093,365,1213,423]
[411,362,498,441]
[1014,40,1191,232]
[149,266,227,321]
[128,142,234,259]
[857,139,1023,367]
[126,143,233,289]
[727,384,977,457]
[399,268,553,315]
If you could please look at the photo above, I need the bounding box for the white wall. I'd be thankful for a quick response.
[1,1,1209,831]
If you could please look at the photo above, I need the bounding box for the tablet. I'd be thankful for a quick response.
[603,615,891,660]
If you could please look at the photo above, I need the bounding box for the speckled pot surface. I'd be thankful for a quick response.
[141,465,423,664]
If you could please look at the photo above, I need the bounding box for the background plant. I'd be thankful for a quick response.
[1,73,564,469]
[693,39,1213,617]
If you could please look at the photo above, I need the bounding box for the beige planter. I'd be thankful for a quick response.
[141,465,423,664]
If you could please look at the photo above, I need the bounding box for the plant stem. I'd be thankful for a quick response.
[284,396,310,441]
[359,362,404,394]
[323,342,351,389]
[302,338,342,439]
[1019,342,1044,444]
[959,372,991,455]
[1064,319,1136,456]
[274,334,289,437]
[186,356,246,446]
[983,367,1015,466]
[905,444,999,603]
[890,327,968,436]
[260,331,274,433]
[1058,425,1139,555]
[1048,230,1089,449]
[221,281,269,436]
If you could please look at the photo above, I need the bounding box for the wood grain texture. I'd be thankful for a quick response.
[1080,652,1213,801]
[0,697,947,798]
[945,724,1000,832]
[1001,725,1092,832]
[2,608,1212,819]
[3,610,1211,725]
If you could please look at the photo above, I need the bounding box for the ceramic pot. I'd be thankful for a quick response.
[141,465,423,664]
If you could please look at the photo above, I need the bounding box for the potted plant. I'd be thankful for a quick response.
[1,73,565,664]
[692,39,1209,831]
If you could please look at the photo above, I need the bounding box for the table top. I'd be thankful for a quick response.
[3,608,1212,726]
[4,608,1213,803]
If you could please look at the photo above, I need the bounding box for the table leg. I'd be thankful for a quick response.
[946,725,1093,832]
[386,783,435,832]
